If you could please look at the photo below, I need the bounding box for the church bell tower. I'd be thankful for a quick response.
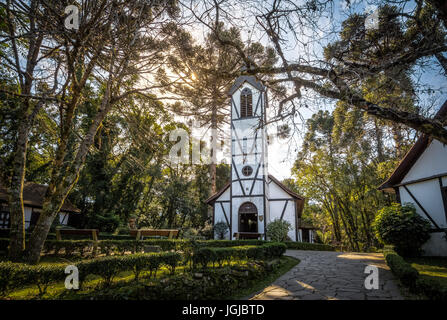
[229,75,269,240]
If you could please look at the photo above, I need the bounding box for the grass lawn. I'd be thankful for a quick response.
[226,256,300,300]
[405,257,447,289]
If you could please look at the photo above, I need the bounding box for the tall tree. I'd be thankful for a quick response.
[158,23,277,194]
[191,0,447,143]
[1,0,180,263]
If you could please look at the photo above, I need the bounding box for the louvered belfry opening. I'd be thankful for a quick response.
[238,202,258,232]
[240,87,253,118]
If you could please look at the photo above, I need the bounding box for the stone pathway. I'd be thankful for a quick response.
[249,250,403,300]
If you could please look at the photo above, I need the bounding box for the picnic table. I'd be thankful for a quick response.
[130,229,179,240]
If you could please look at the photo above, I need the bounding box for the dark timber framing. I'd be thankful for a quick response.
[439,177,447,224]
[206,76,306,242]
[279,200,289,221]
[403,185,442,231]
[219,202,231,229]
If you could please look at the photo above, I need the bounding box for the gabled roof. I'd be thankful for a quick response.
[205,174,305,205]
[268,175,305,201]
[379,99,447,191]
[205,181,231,205]
[0,182,81,213]
[228,75,265,96]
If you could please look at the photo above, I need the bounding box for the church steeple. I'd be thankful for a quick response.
[228,75,269,240]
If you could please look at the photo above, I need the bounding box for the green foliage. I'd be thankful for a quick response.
[284,241,335,251]
[213,221,229,240]
[374,203,431,257]
[190,243,287,270]
[266,219,292,242]
[383,248,447,300]
[79,259,293,300]
[0,251,184,295]
[1,238,333,258]
[0,262,66,297]
[383,249,419,287]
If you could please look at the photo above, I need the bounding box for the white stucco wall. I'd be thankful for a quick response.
[399,181,447,228]
[24,207,32,229]
[268,179,297,241]
[397,139,447,256]
[214,201,231,240]
[402,139,447,183]
[59,212,69,225]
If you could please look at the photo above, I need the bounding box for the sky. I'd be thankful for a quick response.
[181,0,447,180]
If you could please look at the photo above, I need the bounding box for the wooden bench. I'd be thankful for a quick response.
[55,228,100,256]
[55,228,99,241]
[233,232,262,240]
[130,229,179,240]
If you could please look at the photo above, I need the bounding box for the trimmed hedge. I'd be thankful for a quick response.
[191,243,287,269]
[383,250,419,287]
[284,241,334,251]
[0,238,335,257]
[383,248,447,300]
[0,251,183,296]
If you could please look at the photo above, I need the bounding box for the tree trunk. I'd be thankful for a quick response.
[392,123,404,158]
[8,123,28,261]
[8,99,44,261]
[26,83,113,264]
[373,118,385,162]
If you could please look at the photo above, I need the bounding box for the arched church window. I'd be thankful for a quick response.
[240,88,253,118]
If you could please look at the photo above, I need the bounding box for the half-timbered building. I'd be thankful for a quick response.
[0,182,80,230]
[206,75,314,242]
[379,100,447,256]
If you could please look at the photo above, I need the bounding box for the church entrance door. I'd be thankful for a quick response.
[238,202,258,233]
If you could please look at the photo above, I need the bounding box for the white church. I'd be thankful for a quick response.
[206,75,315,242]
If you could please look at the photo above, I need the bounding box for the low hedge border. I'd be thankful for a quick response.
[0,243,287,298]
[0,251,183,297]
[383,248,447,300]
[0,238,335,257]
[190,243,287,269]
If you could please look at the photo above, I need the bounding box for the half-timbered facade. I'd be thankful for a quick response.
[206,75,312,242]
[379,100,447,256]
[0,182,80,230]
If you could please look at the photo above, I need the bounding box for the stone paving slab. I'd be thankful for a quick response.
[249,250,403,300]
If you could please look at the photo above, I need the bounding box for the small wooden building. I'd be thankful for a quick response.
[0,182,80,230]
[379,100,447,256]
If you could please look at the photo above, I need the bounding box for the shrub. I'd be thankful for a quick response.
[0,251,185,294]
[383,250,419,287]
[383,248,447,300]
[266,219,291,242]
[213,221,229,240]
[284,241,335,251]
[374,203,431,257]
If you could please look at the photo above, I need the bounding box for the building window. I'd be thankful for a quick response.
[0,205,10,229]
[240,88,253,118]
[242,165,253,177]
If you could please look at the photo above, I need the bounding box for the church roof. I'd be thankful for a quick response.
[228,75,265,96]
[205,174,305,205]
[378,99,447,191]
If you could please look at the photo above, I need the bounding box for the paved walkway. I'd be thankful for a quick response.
[249,250,403,300]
